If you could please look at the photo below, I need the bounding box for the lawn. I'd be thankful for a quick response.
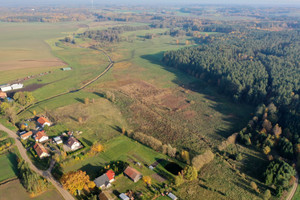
[0,153,18,182]
[0,179,63,200]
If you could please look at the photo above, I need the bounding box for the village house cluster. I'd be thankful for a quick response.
[19,116,82,159]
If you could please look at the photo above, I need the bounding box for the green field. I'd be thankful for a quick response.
[0,179,63,200]
[0,153,18,182]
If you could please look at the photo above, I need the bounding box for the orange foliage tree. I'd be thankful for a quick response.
[60,170,94,195]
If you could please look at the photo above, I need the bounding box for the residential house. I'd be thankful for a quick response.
[34,131,49,143]
[119,193,129,200]
[67,137,81,151]
[37,117,51,127]
[0,91,7,99]
[20,131,33,140]
[94,170,115,189]
[124,166,142,182]
[168,193,178,200]
[98,191,114,200]
[53,136,62,144]
[34,143,49,159]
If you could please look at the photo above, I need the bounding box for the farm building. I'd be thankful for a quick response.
[61,67,72,71]
[0,91,7,99]
[20,131,33,140]
[37,117,51,127]
[94,170,115,189]
[98,191,114,200]
[34,131,49,143]
[67,137,81,150]
[11,83,23,90]
[0,84,12,92]
[53,136,63,144]
[119,193,129,200]
[34,143,49,159]
[124,166,142,182]
[168,193,178,200]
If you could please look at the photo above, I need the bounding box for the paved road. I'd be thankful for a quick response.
[0,123,75,200]
[287,174,298,200]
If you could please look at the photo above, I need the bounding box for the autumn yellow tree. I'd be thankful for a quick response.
[91,143,104,153]
[84,98,89,105]
[181,150,190,164]
[142,176,152,185]
[61,170,94,195]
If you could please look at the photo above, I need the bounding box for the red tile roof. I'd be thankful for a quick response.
[124,166,141,181]
[0,91,7,98]
[34,143,48,158]
[37,117,50,125]
[106,170,115,181]
[35,131,48,141]
[21,131,33,138]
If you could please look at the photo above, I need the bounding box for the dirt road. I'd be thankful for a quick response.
[0,123,75,200]
[287,174,298,200]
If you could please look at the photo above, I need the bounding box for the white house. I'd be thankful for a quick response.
[34,143,50,159]
[168,193,178,200]
[67,137,81,151]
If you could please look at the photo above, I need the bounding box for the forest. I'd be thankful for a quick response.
[163,29,300,163]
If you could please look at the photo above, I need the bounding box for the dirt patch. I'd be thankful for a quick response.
[0,59,66,71]
[183,110,197,119]
[21,83,48,92]
[152,173,166,183]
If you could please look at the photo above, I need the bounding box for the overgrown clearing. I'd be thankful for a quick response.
[0,179,63,200]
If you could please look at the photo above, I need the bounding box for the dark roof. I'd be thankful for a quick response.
[67,137,79,147]
[94,174,110,188]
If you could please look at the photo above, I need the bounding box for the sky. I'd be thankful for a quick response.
[0,0,299,6]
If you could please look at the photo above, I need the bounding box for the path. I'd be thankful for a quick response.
[0,123,75,200]
[287,174,298,200]
[17,48,114,115]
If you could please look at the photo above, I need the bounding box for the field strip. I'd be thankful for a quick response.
[17,48,114,115]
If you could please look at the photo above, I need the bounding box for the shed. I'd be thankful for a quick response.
[124,166,142,182]
[168,192,178,200]
[62,67,72,71]
[119,193,129,200]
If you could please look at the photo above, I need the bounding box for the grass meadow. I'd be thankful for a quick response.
[0,153,18,182]
[12,22,270,200]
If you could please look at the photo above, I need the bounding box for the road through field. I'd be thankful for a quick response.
[0,123,75,200]
[17,48,114,115]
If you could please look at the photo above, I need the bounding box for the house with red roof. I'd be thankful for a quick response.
[34,143,49,159]
[37,117,51,127]
[20,131,33,140]
[0,91,7,99]
[34,131,49,143]
[124,166,142,182]
[94,170,115,189]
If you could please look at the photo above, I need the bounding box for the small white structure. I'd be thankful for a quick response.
[119,193,129,200]
[53,136,63,144]
[11,83,23,90]
[168,193,178,200]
